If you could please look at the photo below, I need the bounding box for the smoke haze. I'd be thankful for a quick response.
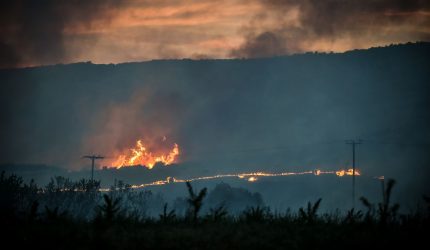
[1,0,429,67]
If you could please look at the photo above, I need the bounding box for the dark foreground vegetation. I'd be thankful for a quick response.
[1,171,429,250]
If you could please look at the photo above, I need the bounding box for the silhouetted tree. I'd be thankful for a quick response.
[96,194,121,223]
[378,179,399,225]
[0,171,24,218]
[185,182,207,223]
[360,196,375,223]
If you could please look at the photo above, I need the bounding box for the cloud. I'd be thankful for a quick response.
[1,0,429,66]
[0,0,122,68]
[0,0,251,67]
[230,0,430,58]
[230,31,299,58]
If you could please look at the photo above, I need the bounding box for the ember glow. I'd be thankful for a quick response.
[335,169,361,177]
[110,139,179,169]
[247,176,258,182]
[125,168,361,189]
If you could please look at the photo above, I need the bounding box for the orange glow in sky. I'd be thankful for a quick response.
[2,0,429,68]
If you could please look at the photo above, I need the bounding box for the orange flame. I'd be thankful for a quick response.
[122,168,364,190]
[335,168,360,177]
[111,139,179,169]
[247,176,258,182]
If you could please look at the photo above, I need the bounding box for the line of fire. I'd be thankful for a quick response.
[82,137,374,193]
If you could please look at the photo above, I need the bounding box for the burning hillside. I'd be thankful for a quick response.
[110,138,179,169]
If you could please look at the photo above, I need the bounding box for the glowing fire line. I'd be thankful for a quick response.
[113,168,360,190]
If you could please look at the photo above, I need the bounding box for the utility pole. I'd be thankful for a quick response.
[345,139,362,208]
[83,155,105,182]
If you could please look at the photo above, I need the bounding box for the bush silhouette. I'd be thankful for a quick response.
[360,196,375,222]
[44,205,68,223]
[28,200,39,222]
[159,202,176,223]
[206,204,228,222]
[96,194,122,223]
[378,179,400,224]
[343,208,363,224]
[185,182,207,223]
[360,178,399,225]
[242,206,271,222]
[298,198,322,223]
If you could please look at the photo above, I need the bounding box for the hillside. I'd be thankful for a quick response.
[1,42,429,210]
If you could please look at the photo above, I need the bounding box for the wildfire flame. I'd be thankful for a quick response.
[335,168,360,177]
[247,176,258,182]
[123,168,362,190]
[111,139,179,169]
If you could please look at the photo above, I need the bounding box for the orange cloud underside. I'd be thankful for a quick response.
[59,1,429,64]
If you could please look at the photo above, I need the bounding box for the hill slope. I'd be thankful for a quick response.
[0,42,429,208]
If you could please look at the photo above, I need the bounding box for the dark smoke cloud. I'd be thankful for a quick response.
[231,31,291,58]
[231,0,430,58]
[2,0,427,65]
[0,0,122,68]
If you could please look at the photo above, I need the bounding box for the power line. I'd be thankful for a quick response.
[361,139,430,148]
[345,139,362,209]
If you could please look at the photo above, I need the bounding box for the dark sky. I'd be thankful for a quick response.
[1,0,429,68]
